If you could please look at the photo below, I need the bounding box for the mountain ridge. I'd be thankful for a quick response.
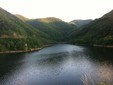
[69,9,113,46]
[15,14,29,21]
[26,17,76,41]
[0,7,113,52]
[70,19,92,27]
[0,7,51,51]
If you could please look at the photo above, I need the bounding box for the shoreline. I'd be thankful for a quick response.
[93,44,113,48]
[72,43,113,48]
[0,45,49,54]
[0,43,113,54]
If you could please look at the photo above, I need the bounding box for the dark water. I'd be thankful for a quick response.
[0,44,113,85]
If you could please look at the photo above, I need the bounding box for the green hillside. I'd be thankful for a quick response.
[69,10,113,46]
[26,17,76,41]
[0,7,50,51]
[0,7,76,52]
[2,6,113,52]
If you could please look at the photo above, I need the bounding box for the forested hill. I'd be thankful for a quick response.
[0,7,76,52]
[69,10,113,46]
[1,7,113,52]
[0,7,51,51]
[25,17,76,41]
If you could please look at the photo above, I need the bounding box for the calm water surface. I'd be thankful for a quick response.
[0,44,113,85]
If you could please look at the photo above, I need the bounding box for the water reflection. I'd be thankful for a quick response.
[85,46,113,64]
[0,44,113,85]
[0,53,25,79]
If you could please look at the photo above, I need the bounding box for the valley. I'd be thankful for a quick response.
[0,7,113,52]
[0,6,113,85]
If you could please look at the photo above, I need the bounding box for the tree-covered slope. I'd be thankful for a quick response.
[26,17,76,41]
[69,10,113,45]
[0,7,50,51]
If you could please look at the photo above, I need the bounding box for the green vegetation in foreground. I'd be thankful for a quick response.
[69,10,113,46]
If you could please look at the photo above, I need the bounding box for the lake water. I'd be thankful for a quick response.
[0,44,113,85]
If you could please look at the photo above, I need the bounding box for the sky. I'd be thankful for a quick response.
[0,0,113,22]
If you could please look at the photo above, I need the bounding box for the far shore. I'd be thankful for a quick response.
[72,43,113,48]
[0,43,113,54]
[93,44,113,48]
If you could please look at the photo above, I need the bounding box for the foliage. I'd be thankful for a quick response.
[69,10,113,46]
[1,6,113,52]
[26,17,76,41]
[0,7,51,51]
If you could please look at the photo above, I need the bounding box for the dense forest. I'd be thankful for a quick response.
[0,7,76,52]
[15,15,77,41]
[22,17,76,41]
[0,7,113,52]
[0,7,51,51]
[69,10,113,46]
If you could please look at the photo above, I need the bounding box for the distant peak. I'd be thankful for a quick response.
[0,7,4,10]
[36,17,63,22]
[70,19,92,22]
[15,14,29,21]
[70,19,92,27]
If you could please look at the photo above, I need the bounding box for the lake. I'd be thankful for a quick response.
[0,44,113,85]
